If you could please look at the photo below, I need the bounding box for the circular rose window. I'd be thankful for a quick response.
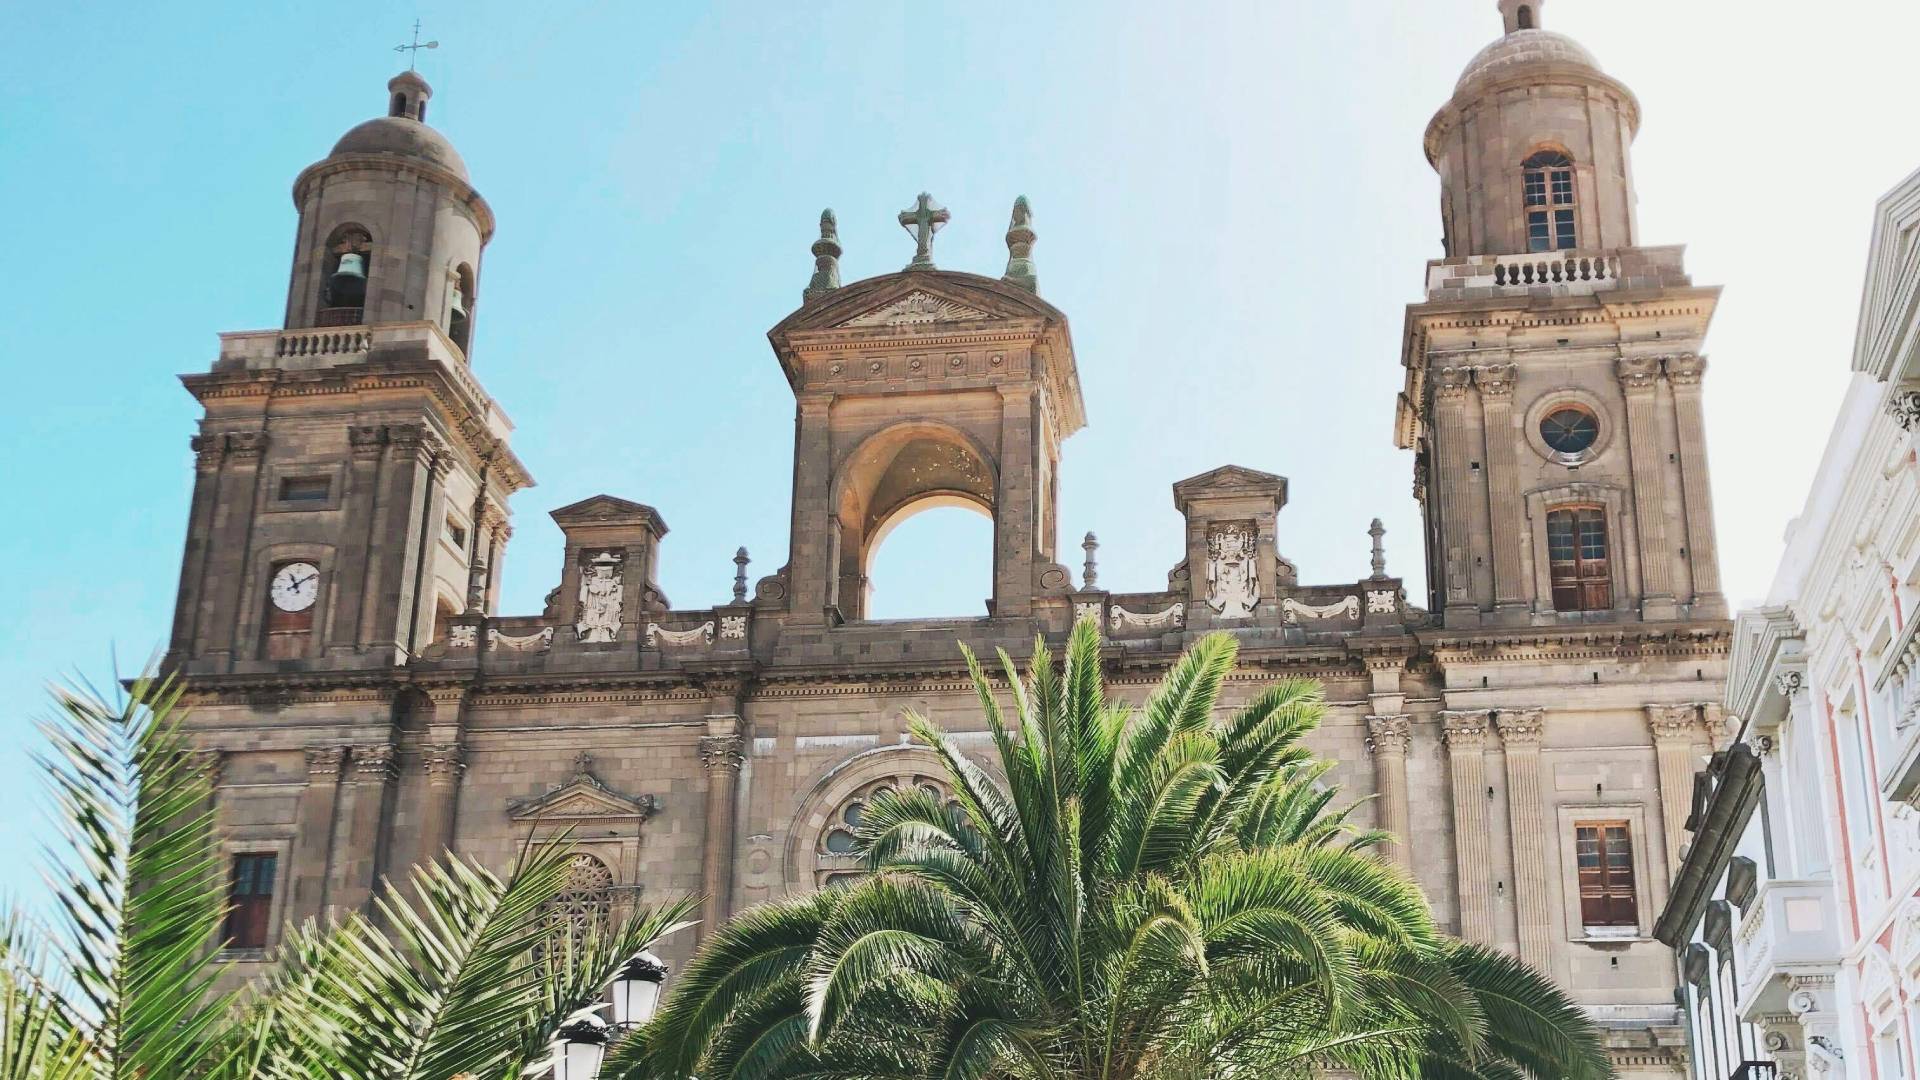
[1539,407,1600,456]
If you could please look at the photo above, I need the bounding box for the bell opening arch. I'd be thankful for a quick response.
[829,420,998,621]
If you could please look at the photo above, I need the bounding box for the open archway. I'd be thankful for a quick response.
[830,421,997,620]
[863,495,995,618]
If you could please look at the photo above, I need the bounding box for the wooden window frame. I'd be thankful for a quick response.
[1523,150,1579,253]
[224,852,279,950]
[1546,504,1612,613]
[1574,820,1638,930]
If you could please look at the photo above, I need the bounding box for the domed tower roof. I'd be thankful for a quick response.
[324,71,468,180]
[1454,28,1602,96]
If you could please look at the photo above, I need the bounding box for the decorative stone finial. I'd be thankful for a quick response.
[803,210,841,303]
[733,547,750,603]
[1081,531,1099,589]
[898,193,950,271]
[1003,196,1038,292]
[1369,518,1387,578]
[1499,0,1542,33]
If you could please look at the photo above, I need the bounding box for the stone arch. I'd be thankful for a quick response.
[829,420,998,620]
[784,744,955,892]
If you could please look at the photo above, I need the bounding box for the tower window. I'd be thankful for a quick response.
[319,226,372,326]
[1539,406,1600,457]
[1523,151,1578,253]
[225,852,277,950]
[1574,822,1636,930]
[1546,507,1611,612]
[278,476,331,504]
[1517,5,1535,29]
[448,265,475,356]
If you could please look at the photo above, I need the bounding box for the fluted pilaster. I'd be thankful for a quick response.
[1442,710,1494,943]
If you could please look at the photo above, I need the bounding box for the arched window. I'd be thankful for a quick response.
[448,264,475,356]
[815,773,955,889]
[547,852,614,938]
[1517,5,1535,29]
[1522,151,1578,253]
[1546,506,1610,611]
[319,226,371,326]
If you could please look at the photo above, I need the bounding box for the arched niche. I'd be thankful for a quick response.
[829,420,997,620]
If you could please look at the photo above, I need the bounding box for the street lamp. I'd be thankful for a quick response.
[549,1006,611,1080]
[610,949,669,1029]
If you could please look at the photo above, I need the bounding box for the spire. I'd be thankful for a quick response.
[1369,518,1388,578]
[803,210,841,303]
[1081,531,1099,589]
[1499,0,1542,33]
[1003,196,1038,292]
[732,547,751,603]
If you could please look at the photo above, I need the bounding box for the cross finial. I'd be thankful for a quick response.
[898,193,950,271]
[803,210,841,303]
[733,547,751,603]
[1081,531,1100,590]
[1003,196,1038,292]
[1368,518,1388,578]
[394,20,438,70]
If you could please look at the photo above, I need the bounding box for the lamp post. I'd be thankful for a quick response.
[549,1007,611,1080]
[610,950,669,1030]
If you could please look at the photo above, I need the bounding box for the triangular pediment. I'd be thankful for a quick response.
[1854,172,1920,381]
[834,289,1000,329]
[550,494,668,534]
[1173,464,1288,504]
[509,773,657,822]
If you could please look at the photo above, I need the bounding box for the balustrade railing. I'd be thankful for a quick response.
[1729,1061,1778,1080]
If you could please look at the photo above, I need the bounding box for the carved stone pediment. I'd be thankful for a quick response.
[509,754,657,823]
[549,495,669,533]
[835,289,999,329]
[1172,464,1288,509]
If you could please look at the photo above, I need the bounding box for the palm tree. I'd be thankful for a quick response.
[614,620,1612,1080]
[0,669,695,1080]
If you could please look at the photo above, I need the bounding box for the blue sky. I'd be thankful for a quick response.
[3,0,1918,904]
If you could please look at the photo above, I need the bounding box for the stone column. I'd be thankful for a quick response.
[1431,368,1481,620]
[1442,710,1494,943]
[787,395,835,622]
[329,743,396,915]
[169,433,226,660]
[698,718,745,940]
[1366,715,1414,871]
[1495,708,1553,971]
[327,425,389,655]
[1476,365,1528,617]
[993,386,1038,618]
[1617,357,1676,619]
[1666,355,1724,613]
[416,745,466,869]
[1648,704,1705,876]
[290,746,347,921]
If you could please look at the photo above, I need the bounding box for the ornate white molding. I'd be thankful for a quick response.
[719,615,747,640]
[1366,588,1398,614]
[1204,524,1258,620]
[647,621,716,647]
[1282,595,1360,623]
[1109,603,1184,632]
[488,626,555,652]
[447,623,477,648]
[1073,601,1102,626]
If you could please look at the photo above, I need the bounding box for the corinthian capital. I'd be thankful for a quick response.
[699,733,745,772]
[1439,709,1490,750]
[349,743,396,783]
[1474,364,1518,399]
[422,745,466,784]
[1615,355,1662,391]
[191,434,226,473]
[1494,707,1546,745]
[1366,715,1413,756]
[1433,366,1474,402]
[304,745,348,779]
[1665,353,1708,387]
[1646,704,1703,742]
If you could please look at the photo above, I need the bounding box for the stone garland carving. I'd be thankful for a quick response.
[1365,589,1398,614]
[719,615,747,640]
[647,621,716,647]
[1282,595,1360,623]
[576,552,624,643]
[488,626,555,652]
[447,623,477,648]
[1109,603,1184,633]
[1204,524,1259,620]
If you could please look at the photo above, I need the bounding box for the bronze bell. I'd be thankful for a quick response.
[326,252,367,307]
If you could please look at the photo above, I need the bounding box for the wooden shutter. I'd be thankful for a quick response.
[225,853,277,949]
[1575,822,1636,927]
[1548,507,1612,612]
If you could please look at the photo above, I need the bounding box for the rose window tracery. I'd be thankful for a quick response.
[814,772,955,888]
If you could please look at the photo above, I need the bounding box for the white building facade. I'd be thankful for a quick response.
[1659,166,1920,1080]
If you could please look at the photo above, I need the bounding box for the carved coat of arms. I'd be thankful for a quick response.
[1206,526,1259,620]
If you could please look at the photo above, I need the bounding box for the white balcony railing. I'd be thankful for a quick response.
[1733,878,1842,1018]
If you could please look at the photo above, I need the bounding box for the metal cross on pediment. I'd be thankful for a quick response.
[898,193,950,271]
[394,20,438,70]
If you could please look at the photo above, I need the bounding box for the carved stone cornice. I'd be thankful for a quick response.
[1439,709,1491,750]
[349,743,396,783]
[698,733,746,772]
[1889,389,1920,433]
[1365,714,1413,756]
[1615,355,1662,392]
[190,434,226,473]
[1474,363,1517,399]
[1646,703,1703,742]
[304,745,348,780]
[1665,353,1708,388]
[1494,707,1545,746]
[422,745,466,784]
[1433,365,1474,402]
[225,430,268,463]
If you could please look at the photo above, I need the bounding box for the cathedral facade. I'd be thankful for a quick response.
[169,3,1724,1074]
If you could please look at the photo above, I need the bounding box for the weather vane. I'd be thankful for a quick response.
[394,20,438,70]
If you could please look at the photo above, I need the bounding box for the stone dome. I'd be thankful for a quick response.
[329,116,468,180]
[1455,29,1602,95]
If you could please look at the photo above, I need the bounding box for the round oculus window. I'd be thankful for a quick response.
[1539,407,1599,456]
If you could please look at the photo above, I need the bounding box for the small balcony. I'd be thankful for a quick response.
[1877,618,1920,806]
[1729,1062,1778,1080]
[1733,878,1843,1017]
[1422,244,1690,302]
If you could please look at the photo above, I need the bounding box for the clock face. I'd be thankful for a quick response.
[269,562,321,613]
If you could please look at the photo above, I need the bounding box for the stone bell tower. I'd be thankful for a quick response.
[758,195,1085,623]
[1401,0,1725,627]
[167,71,529,676]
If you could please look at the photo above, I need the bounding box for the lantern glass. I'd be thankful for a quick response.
[610,951,668,1028]
[557,1038,606,1080]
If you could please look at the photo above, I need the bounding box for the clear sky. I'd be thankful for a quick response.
[2,0,1916,903]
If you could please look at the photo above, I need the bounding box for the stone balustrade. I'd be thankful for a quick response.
[1732,878,1842,1017]
[1423,245,1689,301]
